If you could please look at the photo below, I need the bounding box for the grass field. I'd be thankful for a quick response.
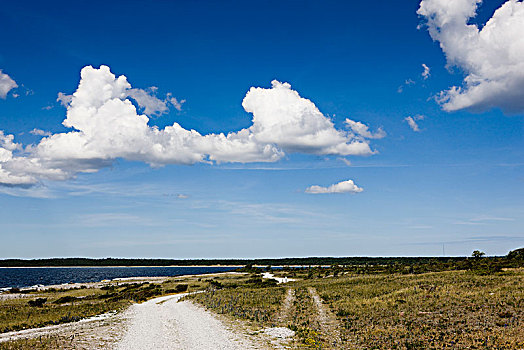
[1,267,523,349]
[0,273,245,334]
[0,335,73,350]
[0,273,252,349]
[188,268,524,349]
[305,269,523,349]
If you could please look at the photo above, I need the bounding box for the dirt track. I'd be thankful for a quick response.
[117,293,260,350]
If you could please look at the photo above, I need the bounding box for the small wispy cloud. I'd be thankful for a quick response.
[453,221,486,226]
[421,64,430,80]
[75,213,160,227]
[162,193,189,199]
[454,216,515,226]
[404,115,425,132]
[338,158,351,166]
[397,64,430,93]
[193,199,329,226]
[407,225,434,229]
[345,119,386,139]
[0,184,54,199]
[56,92,73,107]
[30,128,52,137]
[470,216,515,222]
[397,79,415,93]
[305,179,363,194]
[166,92,186,111]
[409,235,523,246]
[56,180,164,198]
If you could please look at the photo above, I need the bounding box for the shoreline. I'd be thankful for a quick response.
[0,267,245,290]
[0,271,247,292]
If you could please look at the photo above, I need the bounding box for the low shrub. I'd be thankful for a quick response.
[53,296,79,304]
[27,298,47,307]
[175,284,188,292]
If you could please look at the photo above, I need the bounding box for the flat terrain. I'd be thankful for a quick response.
[0,266,523,349]
[188,268,524,349]
[0,272,256,349]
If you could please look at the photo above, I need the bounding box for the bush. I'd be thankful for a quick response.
[53,296,79,304]
[245,277,278,288]
[507,247,524,260]
[28,298,47,307]
[59,314,82,323]
[175,284,188,292]
[209,280,224,289]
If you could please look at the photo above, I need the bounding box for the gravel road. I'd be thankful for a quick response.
[117,293,260,350]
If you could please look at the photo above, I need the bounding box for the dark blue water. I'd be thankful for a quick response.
[0,266,237,289]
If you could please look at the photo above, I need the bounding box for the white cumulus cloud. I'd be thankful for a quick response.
[241,81,374,156]
[0,65,381,186]
[418,0,524,113]
[305,179,363,194]
[0,131,36,186]
[0,70,17,99]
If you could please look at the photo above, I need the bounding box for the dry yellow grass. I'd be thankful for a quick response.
[302,269,524,349]
[191,268,523,349]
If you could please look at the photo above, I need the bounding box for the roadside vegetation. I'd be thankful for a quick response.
[187,249,524,349]
[1,248,523,349]
[188,281,285,324]
[305,269,523,349]
[0,335,73,350]
[0,273,235,334]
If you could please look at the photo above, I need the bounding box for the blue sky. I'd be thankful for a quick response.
[0,0,522,258]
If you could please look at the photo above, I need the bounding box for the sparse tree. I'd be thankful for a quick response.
[472,250,485,259]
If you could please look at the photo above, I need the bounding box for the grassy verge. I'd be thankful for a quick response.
[185,275,285,324]
[0,273,239,334]
[186,276,325,348]
[0,287,127,334]
[188,268,524,349]
[3,268,523,349]
[306,269,524,349]
[0,335,73,350]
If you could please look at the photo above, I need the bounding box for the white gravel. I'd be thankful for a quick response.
[263,327,295,339]
[261,272,295,284]
[117,293,258,350]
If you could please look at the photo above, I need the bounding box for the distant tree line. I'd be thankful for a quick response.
[0,257,466,267]
[275,248,524,277]
[0,248,522,269]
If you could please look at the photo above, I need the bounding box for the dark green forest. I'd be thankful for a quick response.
[1,248,522,272]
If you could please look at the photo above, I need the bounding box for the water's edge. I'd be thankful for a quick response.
[0,266,237,289]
